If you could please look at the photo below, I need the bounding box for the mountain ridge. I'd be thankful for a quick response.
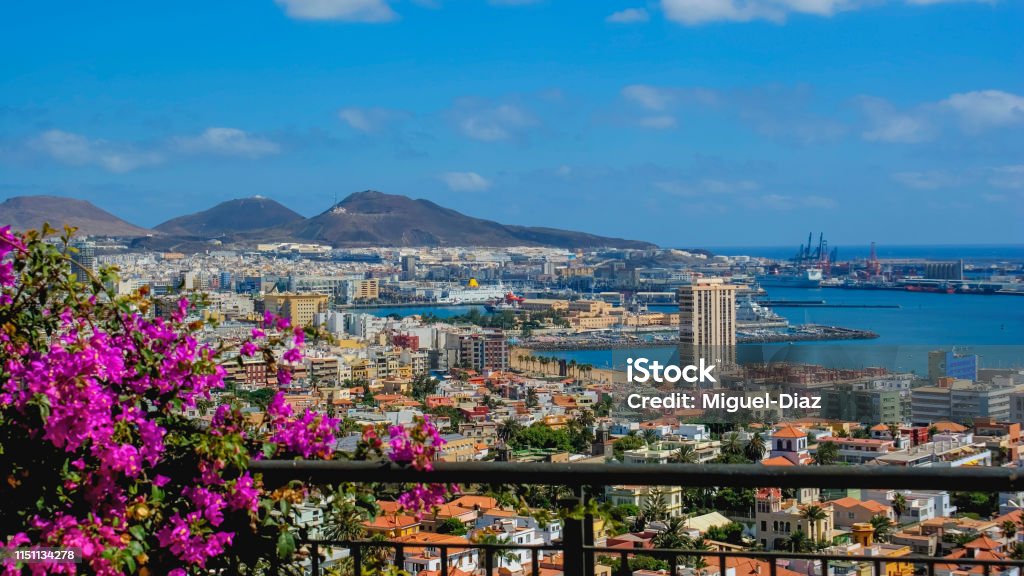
[0,191,657,250]
[0,195,152,237]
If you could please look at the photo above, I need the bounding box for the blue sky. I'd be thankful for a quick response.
[1,0,1022,247]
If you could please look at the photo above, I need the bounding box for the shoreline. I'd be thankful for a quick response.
[520,325,878,351]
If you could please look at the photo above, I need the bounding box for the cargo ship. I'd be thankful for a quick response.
[484,291,526,312]
[756,268,823,288]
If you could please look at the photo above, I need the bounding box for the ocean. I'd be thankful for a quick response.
[543,286,1024,373]
[701,244,1024,262]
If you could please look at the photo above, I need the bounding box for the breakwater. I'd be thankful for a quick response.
[522,325,878,351]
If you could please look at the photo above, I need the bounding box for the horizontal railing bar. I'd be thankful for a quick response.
[308,540,561,551]
[306,539,1024,567]
[585,547,1024,567]
[251,460,1024,491]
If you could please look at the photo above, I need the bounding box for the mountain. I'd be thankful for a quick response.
[0,195,151,237]
[285,190,655,249]
[155,196,304,237]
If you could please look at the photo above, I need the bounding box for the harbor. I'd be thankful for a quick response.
[520,324,879,351]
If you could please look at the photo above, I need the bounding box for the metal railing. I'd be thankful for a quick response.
[250,461,1024,576]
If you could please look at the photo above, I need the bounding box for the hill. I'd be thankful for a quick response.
[0,195,151,237]
[285,191,655,249]
[155,196,304,237]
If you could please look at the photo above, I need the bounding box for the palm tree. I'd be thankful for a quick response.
[814,441,840,466]
[887,423,901,441]
[1002,520,1018,542]
[568,359,578,379]
[574,408,596,430]
[581,364,593,381]
[539,356,550,374]
[641,428,659,447]
[652,516,693,549]
[497,418,522,446]
[891,492,907,524]
[870,514,893,543]
[786,529,812,553]
[800,504,829,544]
[721,432,743,457]
[673,444,698,464]
[745,432,766,462]
[473,532,518,568]
[525,387,539,408]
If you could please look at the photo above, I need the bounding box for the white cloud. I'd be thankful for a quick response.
[274,0,397,22]
[607,8,650,22]
[173,128,281,158]
[661,0,995,25]
[857,96,932,143]
[940,90,1024,132]
[639,115,678,129]
[892,171,959,190]
[622,84,675,111]
[906,0,994,4]
[338,107,408,132]
[29,130,163,173]
[757,193,837,210]
[988,165,1024,190]
[655,178,759,196]
[451,100,536,142]
[440,171,491,192]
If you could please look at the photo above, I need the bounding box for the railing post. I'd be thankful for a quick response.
[582,487,595,576]
[560,496,585,576]
[311,541,320,576]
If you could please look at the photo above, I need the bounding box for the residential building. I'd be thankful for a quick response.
[677,278,737,368]
[605,485,684,518]
[456,329,508,373]
[928,350,978,383]
[262,292,329,327]
[754,488,835,551]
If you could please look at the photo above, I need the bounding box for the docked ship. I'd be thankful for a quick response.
[756,268,823,288]
[484,291,526,312]
[736,295,789,328]
[437,279,510,304]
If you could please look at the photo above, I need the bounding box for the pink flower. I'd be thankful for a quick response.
[240,341,258,357]
[282,347,302,364]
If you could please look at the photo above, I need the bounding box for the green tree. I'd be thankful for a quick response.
[745,432,766,462]
[1002,520,1018,542]
[673,444,697,464]
[814,441,840,466]
[800,504,829,544]
[785,529,812,553]
[525,387,539,408]
[706,522,746,545]
[472,533,518,567]
[891,492,907,523]
[497,418,523,446]
[410,373,438,400]
[641,428,659,447]
[612,432,645,461]
[437,518,468,536]
[641,487,669,523]
[870,514,893,543]
[721,432,744,457]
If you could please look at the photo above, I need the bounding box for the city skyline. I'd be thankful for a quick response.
[2,1,1023,246]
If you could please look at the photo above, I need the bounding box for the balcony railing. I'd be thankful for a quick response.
[250,461,1024,576]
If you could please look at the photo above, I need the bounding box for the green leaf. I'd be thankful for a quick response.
[129,524,147,541]
[276,531,296,559]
